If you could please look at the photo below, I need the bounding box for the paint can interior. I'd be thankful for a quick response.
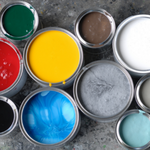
[113,15,150,77]
[24,27,83,89]
[74,9,115,53]
[73,60,134,122]
[0,38,27,98]
[0,96,18,137]
[115,109,150,150]
[135,74,150,113]
[19,87,80,148]
[0,1,39,46]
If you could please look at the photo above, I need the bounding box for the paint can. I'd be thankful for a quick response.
[135,74,150,113]
[73,60,134,122]
[115,109,150,150]
[19,87,81,148]
[113,15,150,77]
[0,96,18,138]
[23,27,83,89]
[0,1,39,46]
[74,9,116,53]
[0,38,27,98]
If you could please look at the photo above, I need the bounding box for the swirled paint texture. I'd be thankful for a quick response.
[22,90,76,144]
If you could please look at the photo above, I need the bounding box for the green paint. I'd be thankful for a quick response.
[3,5,34,40]
[103,145,106,148]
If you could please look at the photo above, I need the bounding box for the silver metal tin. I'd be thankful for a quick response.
[19,87,81,148]
[23,27,84,89]
[0,1,39,46]
[73,60,134,122]
[115,109,150,150]
[135,74,150,113]
[0,96,18,137]
[113,15,150,77]
[74,9,116,52]
[0,38,27,98]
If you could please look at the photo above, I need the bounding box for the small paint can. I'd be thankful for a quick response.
[19,87,81,148]
[23,27,83,89]
[0,38,27,98]
[73,60,134,122]
[113,15,150,77]
[74,9,116,53]
[135,74,150,113]
[0,1,39,46]
[115,109,150,150]
[0,96,18,137]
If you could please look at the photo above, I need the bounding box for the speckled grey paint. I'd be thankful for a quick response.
[78,63,131,118]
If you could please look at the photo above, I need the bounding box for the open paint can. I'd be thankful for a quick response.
[24,27,83,89]
[74,9,116,52]
[135,74,150,113]
[0,1,39,45]
[73,60,134,122]
[19,87,81,148]
[0,38,27,98]
[115,109,150,150]
[113,15,150,77]
[0,96,18,137]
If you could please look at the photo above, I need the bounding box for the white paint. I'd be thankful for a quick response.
[117,18,150,70]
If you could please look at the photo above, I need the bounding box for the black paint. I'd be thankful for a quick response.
[0,100,14,132]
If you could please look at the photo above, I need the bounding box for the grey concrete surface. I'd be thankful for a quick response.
[0,0,149,150]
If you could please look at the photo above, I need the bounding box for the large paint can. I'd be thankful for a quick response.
[0,38,27,98]
[19,87,81,148]
[24,27,83,89]
[73,60,134,122]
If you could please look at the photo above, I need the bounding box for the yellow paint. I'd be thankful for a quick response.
[27,30,80,83]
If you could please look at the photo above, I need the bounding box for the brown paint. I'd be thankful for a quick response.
[79,12,111,47]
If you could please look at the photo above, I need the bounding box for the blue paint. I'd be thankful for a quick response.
[22,90,76,144]
[119,112,150,147]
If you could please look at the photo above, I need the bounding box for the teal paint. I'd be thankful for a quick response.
[119,112,150,147]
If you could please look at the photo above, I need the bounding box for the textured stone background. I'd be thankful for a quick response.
[0,0,149,150]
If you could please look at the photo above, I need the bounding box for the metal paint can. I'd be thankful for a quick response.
[23,27,84,89]
[0,38,27,98]
[115,109,150,150]
[0,1,39,46]
[113,15,150,77]
[19,87,81,148]
[0,96,18,138]
[73,60,134,122]
[135,74,150,113]
[74,9,116,53]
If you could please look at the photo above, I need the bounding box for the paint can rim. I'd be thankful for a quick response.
[0,1,39,41]
[115,109,150,150]
[113,14,150,76]
[74,8,116,49]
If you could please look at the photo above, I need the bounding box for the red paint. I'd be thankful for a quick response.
[0,40,20,91]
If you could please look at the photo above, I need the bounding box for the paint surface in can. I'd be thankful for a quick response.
[0,100,14,132]
[0,41,20,91]
[117,17,150,70]
[27,30,80,84]
[22,90,76,144]
[77,63,131,118]
[79,12,111,45]
[139,78,150,108]
[119,112,150,147]
[3,5,34,38]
